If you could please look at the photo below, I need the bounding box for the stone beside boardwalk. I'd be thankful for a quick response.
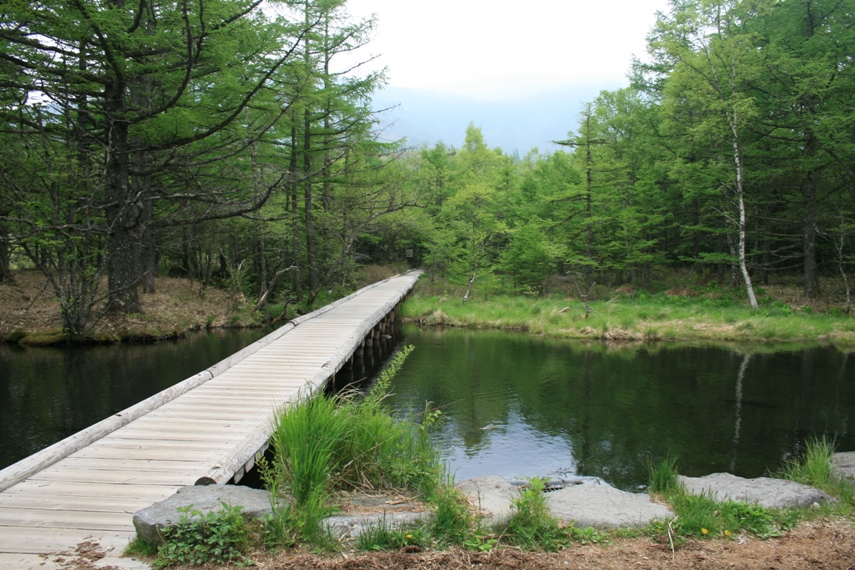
[134,453,853,545]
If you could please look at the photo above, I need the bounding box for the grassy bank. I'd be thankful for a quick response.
[402,280,855,345]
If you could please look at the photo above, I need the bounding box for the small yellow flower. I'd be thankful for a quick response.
[724,529,731,537]
[701,528,709,535]
[406,533,413,540]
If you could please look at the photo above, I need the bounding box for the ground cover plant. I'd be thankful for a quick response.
[646,439,855,548]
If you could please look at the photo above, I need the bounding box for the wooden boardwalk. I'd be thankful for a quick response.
[0,271,421,569]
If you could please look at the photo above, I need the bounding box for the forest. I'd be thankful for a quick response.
[1,0,854,337]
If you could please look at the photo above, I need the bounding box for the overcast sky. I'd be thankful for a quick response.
[343,0,673,100]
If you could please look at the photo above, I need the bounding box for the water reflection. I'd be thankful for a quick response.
[0,329,269,470]
[387,325,855,490]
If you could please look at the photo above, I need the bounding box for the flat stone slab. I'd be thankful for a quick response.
[456,476,519,528]
[832,452,855,483]
[546,483,673,528]
[680,473,835,509]
[133,485,287,545]
[324,512,432,540]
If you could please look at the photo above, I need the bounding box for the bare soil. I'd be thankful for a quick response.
[0,270,255,343]
[197,520,855,570]
[42,520,855,570]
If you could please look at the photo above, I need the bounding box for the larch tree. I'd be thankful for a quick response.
[0,0,307,330]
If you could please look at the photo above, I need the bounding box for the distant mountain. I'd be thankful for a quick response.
[370,85,613,155]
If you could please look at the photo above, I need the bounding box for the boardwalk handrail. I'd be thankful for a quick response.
[0,271,419,493]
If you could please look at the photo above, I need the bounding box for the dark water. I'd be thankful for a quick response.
[0,329,269,470]
[387,325,855,490]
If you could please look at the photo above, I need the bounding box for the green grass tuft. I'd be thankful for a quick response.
[502,478,572,551]
[778,436,855,506]
[648,454,680,495]
[265,345,451,547]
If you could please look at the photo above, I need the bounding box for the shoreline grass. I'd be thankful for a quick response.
[402,292,855,345]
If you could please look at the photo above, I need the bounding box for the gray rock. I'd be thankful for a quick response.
[546,483,673,529]
[679,473,836,509]
[832,452,855,483]
[133,485,288,545]
[324,512,433,540]
[456,476,519,528]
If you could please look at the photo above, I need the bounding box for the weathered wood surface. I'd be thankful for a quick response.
[0,271,421,568]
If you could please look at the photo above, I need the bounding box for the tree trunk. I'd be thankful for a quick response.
[802,130,820,299]
[104,92,142,313]
[304,109,318,297]
[731,112,758,310]
[0,219,11,282]
[289,124,302,303]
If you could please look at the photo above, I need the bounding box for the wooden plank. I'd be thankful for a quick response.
[28,468,200,486]
[0,527,135,554]
[0,493,160,512]
[44,456,214,472]
[0,507,133,530]
[2,479,182,498]
[0,271,422,564]
[106,428,249,440]
[75,437,228,452]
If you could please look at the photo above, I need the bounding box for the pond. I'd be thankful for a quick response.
[0,329,269,470]
[3,324,853,492]
[385,325,855,491]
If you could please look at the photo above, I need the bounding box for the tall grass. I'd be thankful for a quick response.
[779,436,855,505]
[646,451,834,542]
[502,478,572,551]
[648,454,681,495]
[266,345,448,543]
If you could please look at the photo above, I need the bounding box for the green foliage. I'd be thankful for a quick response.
[664,492,797,540]
[502,478,573,551]
[356,519,430,551]
[266,345,449,545]
[155,504,251,569]
[648,454,681,495]
[402,287,855,344]
[426,484,473,546]
[779,437,855,506]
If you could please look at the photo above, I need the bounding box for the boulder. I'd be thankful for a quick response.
[679,473,836,509]
[546,483,673,528]
[832,452,855,483]
[456,476,519,528]
[133,485,288,545]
